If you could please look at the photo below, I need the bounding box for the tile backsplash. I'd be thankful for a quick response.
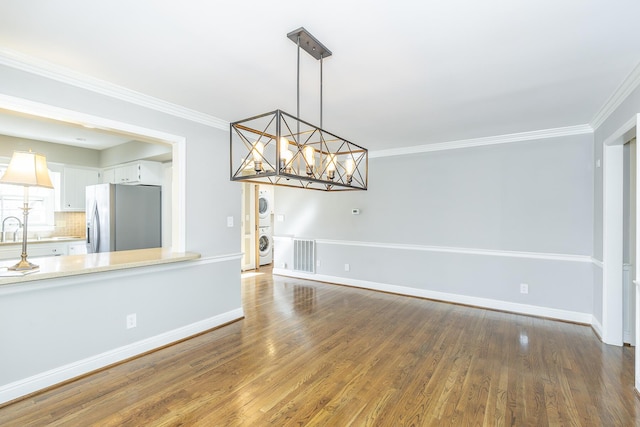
[53,212,86,238]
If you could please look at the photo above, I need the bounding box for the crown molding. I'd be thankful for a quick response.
[590,60,640,130]
[0,47,229,131]
[369,124,593,158]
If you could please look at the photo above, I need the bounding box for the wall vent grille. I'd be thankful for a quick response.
[293,239,315,273]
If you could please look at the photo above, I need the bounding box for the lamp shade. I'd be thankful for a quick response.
[0,151,53,189]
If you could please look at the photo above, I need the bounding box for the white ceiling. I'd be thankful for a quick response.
[1,0,640,151]
[0,108,134,150]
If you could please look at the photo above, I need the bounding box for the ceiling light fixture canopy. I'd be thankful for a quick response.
[230,27,368,191]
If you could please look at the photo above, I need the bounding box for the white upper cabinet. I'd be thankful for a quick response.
[101,167,115,184]
[103,161,162,186]
[61,167,100,211]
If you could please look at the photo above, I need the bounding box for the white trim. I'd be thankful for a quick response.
[0,93,187,143]
[601,117,638,346]
[592,258,604,269]
[273,236,593,264]
[603,115,638,147]
[0,308,244,405]
[601,142,624,345]
[0,48,228,131]
[173,136,187,252]
[369,124,593,158]
[591,61,640,130]
[591,316,604,340]
[273,269,592,324]
[197,252,244,263]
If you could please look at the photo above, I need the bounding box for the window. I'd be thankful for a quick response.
[0,164,57,232]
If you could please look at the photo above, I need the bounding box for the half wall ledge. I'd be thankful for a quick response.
[0,248,201,286]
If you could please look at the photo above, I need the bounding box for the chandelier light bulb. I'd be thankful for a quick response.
[279,138,293,173]
[304,146,315,176]
[279,138,290,157]
[253,141,264,172]
[345,157,355,184]
[326,153,336,180]
[282,150,293,173]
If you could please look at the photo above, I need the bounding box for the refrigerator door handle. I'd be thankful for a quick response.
[90,202,100,253]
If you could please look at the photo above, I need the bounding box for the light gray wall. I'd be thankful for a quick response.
[274,134,594,315]
[0,63,241,394]
[100,140,172,167]
[0,134,100,167]
[0,259,239,385]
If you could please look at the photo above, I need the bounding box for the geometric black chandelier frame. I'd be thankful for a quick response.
[230,27,368,191]
[231,109,367,191]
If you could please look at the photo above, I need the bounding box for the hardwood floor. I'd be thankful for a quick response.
[1,270,640,426]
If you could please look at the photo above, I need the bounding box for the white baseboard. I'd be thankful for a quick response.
[591,316,604,340]
[273,268,592,324]
[0,308,244,405]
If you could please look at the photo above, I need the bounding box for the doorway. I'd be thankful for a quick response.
[241,183,275,271]
[241,183,257,271]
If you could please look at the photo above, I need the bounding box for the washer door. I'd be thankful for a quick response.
[259,233,272,256]
[258,194,271,219]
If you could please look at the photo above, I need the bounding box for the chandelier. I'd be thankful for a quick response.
[230,27,368,191]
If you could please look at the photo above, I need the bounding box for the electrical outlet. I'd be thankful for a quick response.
[344,263,350,272]
[317,260,321,267]
[227,216,234,227]
[520,283,529,294]
[126,313,137,329]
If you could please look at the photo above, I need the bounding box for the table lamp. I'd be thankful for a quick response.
[0,150,53,271]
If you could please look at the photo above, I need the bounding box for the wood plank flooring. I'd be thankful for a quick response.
[1,270,639,426]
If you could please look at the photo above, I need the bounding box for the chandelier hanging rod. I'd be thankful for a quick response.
[287,27,332,129]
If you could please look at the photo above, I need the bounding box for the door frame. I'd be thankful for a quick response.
[602,114,639,389]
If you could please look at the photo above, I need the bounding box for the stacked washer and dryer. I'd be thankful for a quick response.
[257,188,273,265]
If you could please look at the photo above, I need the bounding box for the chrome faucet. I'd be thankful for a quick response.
[1,216,22,243]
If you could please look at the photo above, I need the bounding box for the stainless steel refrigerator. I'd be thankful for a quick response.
[86,183,161,253]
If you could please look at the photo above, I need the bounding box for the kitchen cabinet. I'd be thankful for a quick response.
[68,243,87,255]
[61,167,100,211]
[101,167,115,184]
[103,161,163,185]
[28,242,69,258]
[0,242,69,260]
[114,163,139,183]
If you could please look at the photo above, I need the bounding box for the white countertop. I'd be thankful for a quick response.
[0,248,201,285]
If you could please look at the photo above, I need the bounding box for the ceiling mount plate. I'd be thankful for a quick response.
[287,27,332,60]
